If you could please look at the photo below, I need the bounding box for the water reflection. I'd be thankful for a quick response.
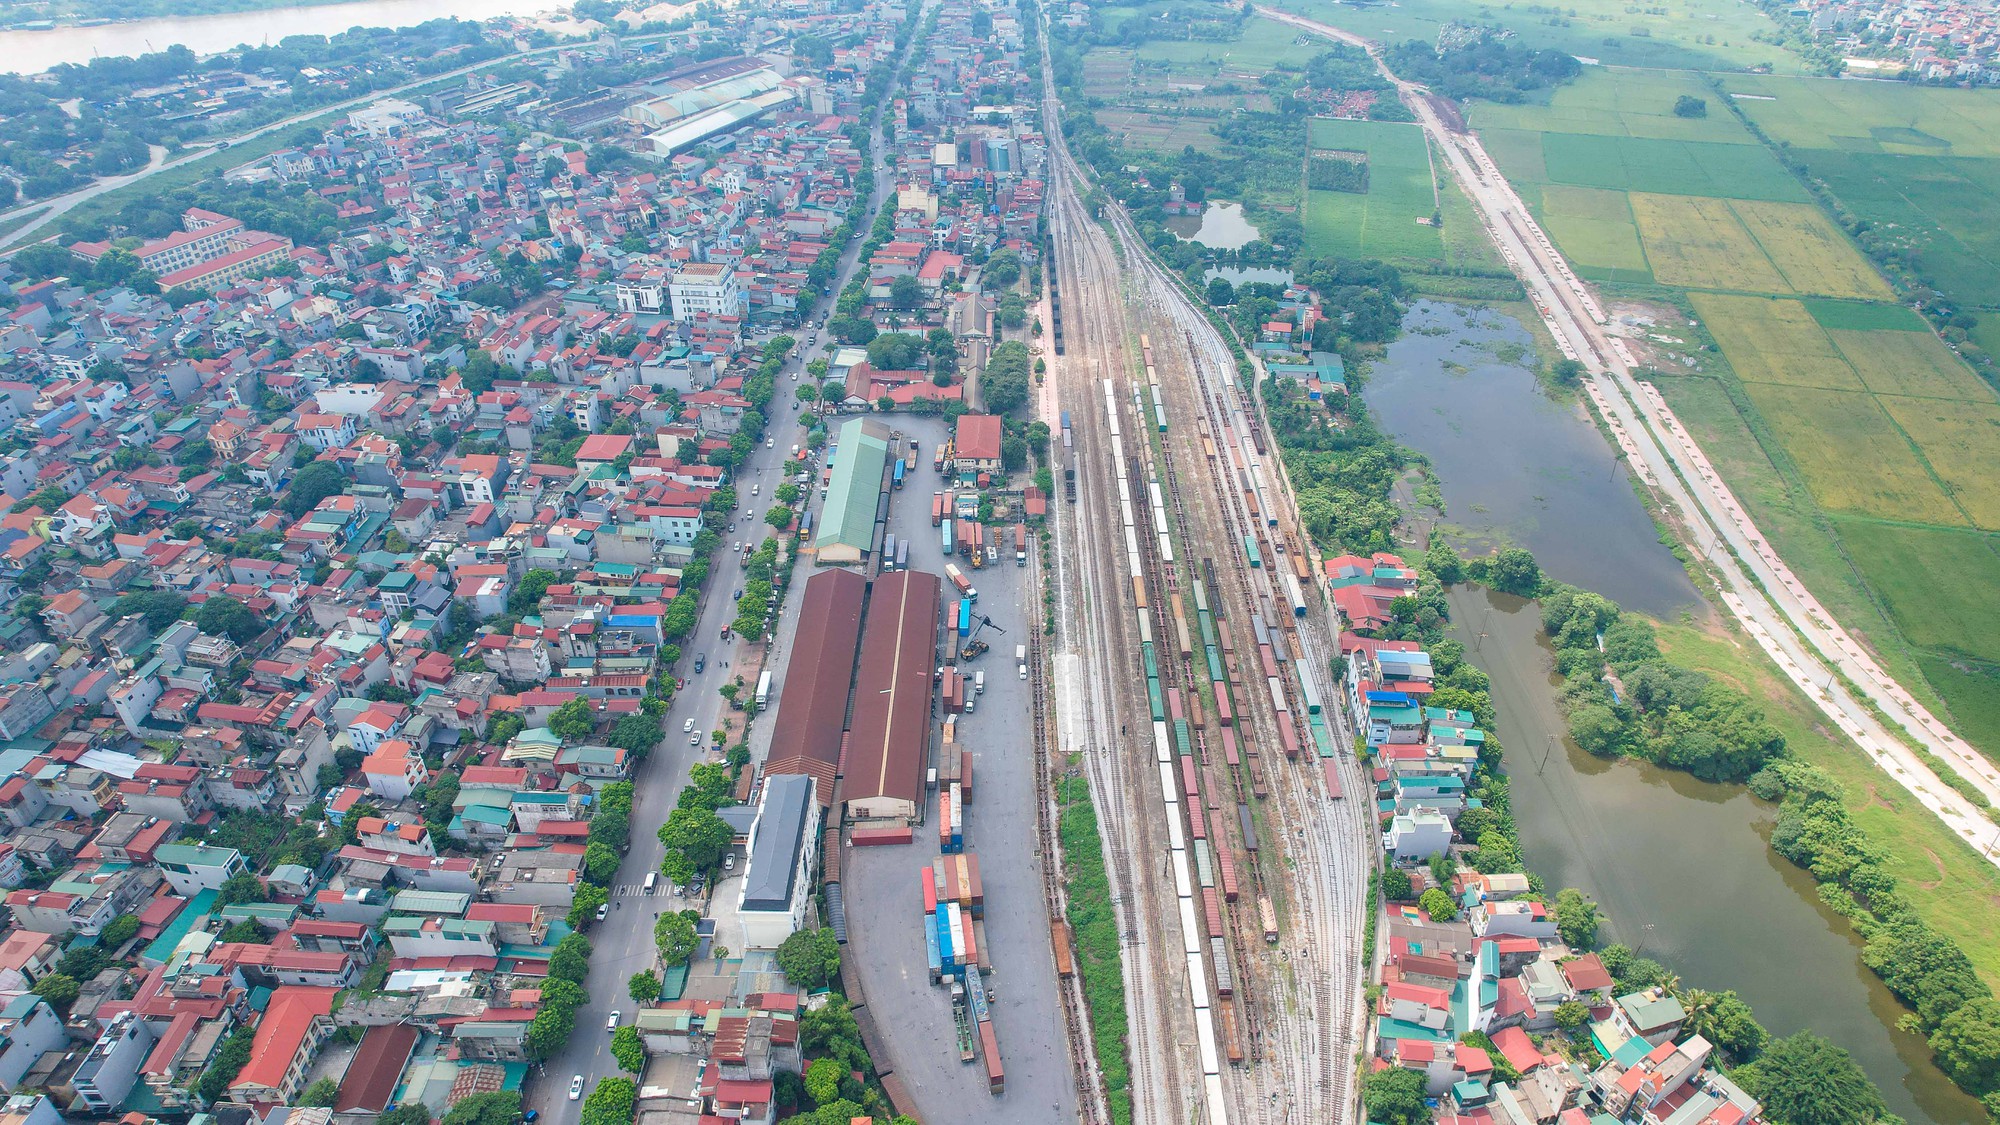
[1164,201,1261,250]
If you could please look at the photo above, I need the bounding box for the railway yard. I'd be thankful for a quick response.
[1037,21,1376,1124]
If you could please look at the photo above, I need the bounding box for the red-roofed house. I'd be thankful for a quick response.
[952,413,1003,474]
[228,985,338,1104]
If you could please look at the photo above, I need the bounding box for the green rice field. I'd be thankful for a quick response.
[1303,118,1442,261]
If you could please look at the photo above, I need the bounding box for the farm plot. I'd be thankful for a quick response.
[1094,110,1223,154]
[1729,200,1895,301]
[1688,294,1863,390]
[1740,383,1965,525]
[1470,67,1757,144]
[1081,48,1135,99]
[1537,185,1649,279]
[1800,149,2000,309]
[1878,396,2000,529]
[1828,327,1995,401]
[1630,194,1790,293]
[1303,118,1442,262]
[1539,133,1808,201]
[1631,194,1885,297]
[1837,519,2000,663]
[1724,74,2000,157]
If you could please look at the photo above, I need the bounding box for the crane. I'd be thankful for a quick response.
[959,613,1006,661]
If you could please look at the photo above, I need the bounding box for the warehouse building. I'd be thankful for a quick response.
[843,570,940,822]
[763,569,866,805]
[815,418,892,566]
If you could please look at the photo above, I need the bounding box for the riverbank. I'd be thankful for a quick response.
[1448,583,1985,1125]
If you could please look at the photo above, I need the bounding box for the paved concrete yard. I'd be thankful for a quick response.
[837,414,1077,1125]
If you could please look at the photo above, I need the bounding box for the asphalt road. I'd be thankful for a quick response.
[522,61,904,1125]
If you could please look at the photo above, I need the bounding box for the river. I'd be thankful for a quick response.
[0,0,579,73]
[1361,297,1977,1123]
[1447,586,1982,1125]
[1366,299,1697,618]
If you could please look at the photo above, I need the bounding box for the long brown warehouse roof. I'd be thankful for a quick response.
[844,570,940,812]
[764,568,867,805]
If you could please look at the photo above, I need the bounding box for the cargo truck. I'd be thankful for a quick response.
[945,563,976,600]
[1016,643,1028,680]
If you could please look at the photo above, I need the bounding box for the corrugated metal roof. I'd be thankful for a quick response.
[816,419,892,560]
[843,571,940,815]
[764,570,865,803]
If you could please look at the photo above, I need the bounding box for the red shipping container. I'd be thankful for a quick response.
[1278,720,1300,761]
[1203,887,1224,938]
[1188,803,1208,841]
[922,868,938,915]
[1215,688,1234,728]
[1179,757,1198,799]
[961,752,973,805]
[1323,758,1345,799]
[980,1021,1004,1094]
[945,854,961,904]
[1168,688,1183,722]
[966,852,984,913]
[850,826,913,846]
[1220,727,1239,766]
[1218,842,1240,902]
[961,911,977,966]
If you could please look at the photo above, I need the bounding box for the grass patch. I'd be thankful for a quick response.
[1539,133,1808,201]
[1653,617,2000,986]
[1917,656,2000,763]
[1538,184,1650,277]
[1836,518,2000,664]
[1056,775,1133,1125]
[1268,0,1815,72]
[1303,119,1442,261]
[1803,298,1929,332]
[1470,67,1761,144]
[1722,74,2000,157]
[1794,150,2000,308]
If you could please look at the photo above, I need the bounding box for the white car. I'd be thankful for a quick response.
[683,718,696,733]
[569,1076,584,1100]
[690,734,701,746]
[766,438,775,448]
[595,902,609,922]
[723,854,735,872]
[607,1011,620,1031]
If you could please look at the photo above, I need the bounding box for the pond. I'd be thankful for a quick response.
[1365,299,1698,618]
[1164,201,1262,250]
[1204,265,1293,288]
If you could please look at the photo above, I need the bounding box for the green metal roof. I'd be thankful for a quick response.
[816,418,890,557]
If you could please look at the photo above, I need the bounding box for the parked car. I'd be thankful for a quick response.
[595,902,609,922]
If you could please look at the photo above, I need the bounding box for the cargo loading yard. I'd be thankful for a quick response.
[794,414,1077,1125]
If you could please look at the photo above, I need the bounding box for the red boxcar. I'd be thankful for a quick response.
[850,826,913,846]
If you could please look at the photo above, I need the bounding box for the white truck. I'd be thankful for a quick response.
[1016,644,1028,680]
[974,670,986,695]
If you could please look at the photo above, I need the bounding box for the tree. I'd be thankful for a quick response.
[585,841,622,885]
[1419,886,1458,922]
[525,978,586,1060]
[658,807,733,882]
[579,1077,636,1125]
[610,712,662,755]
[283,460,346,517]
[804,1057,843,1106]
[1550,357,1585,384]
[1931,997,2000,1095]
[101,914,142,947]
[30,973,79,1014]
[1552,887,1601,949]
[775,928,842,991]
[656,910,699,968]
[981,249,1021,289]
[195,1026,256,1104]
[982,341,1032,416]
[196,596,260,643]
[298,1077,342,1107]
[568,883,610,930]
[1206,277,1235,307]
[112,590,188,631]
[1380,869,1413,901]
[1486,547,1542,596]
[217,868,266,906]
[380,1106,434,1125]
[1678,988,1768,1065]
[1428,850,1456,888]
[1361,1066,1428,1125]
[889,274,925,309]
[1739,1032,1888,1125]
[549,933,593,983]
[1673,94,1708,117]
[550,697,596,742]
[611,1024,646,1073]
[1552,1000,1589,1029]
[866,332,925,372]
[764,504,794,531]
[442,1092,520,1125]
[629,970,661,1003]
[510,568,558,615]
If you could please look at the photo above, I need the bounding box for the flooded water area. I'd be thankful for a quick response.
[1367,299,1698,618]
[1450,586,1983,1125]
[1164,200,1262,250]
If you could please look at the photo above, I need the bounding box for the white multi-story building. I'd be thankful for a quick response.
[669,262,743,322]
